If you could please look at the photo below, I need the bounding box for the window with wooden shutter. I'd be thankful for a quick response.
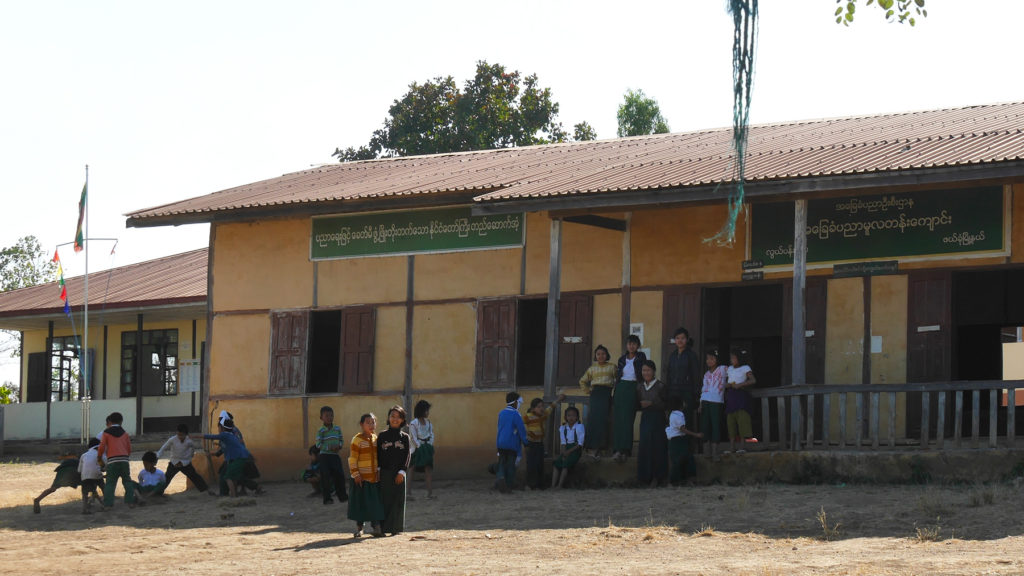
[557,294,594,388]
[340,307,375,394]
[477,299,517,388]
[269,310,309,395]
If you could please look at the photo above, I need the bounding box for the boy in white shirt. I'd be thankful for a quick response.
[157,424,209,492]
[665,397,703,486]
[78,438,104,514]
[135,451,167,503]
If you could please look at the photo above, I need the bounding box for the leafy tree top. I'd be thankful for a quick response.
[1,236,55,293]
[334,61,589,161]
[616,89,670,138]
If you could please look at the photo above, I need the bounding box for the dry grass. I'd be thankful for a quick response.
[915,518,944,542]
[693,523,716,537]
[816,506,841,541]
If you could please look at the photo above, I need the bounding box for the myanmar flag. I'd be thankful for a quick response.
[74,182,87,252]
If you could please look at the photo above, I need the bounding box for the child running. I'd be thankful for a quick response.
[157,424,208,492]
[377,405,412,536]
[134,451,167,503]
[316,405,348,505]
[348,413,384,538]
[523,394,565,490]
[32,451,81,514]
[407,400,434,500]
[579,344,616,460]
[666,396,703,485]
[494,392,528,494]
[96,411,136,509]
[551,405,585,489]
[78,438,104,514]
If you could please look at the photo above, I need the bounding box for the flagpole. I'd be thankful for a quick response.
[82,165,90,444]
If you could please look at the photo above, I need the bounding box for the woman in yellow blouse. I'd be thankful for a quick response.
[579,344,616,459]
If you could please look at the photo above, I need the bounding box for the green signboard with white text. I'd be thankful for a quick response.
[750,187,1008,268]
[311,207,525,260]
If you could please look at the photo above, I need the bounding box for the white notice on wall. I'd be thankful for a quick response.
[179,359,201,393]
[630,323,644,346]
[870,335,883,354]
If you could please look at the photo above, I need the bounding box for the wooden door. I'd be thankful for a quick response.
[477,299,516,388]
[557,294,594,388]
[340,307,375,394]
[782,278,827,386]
[662,286,702,363]
[906,271,951,439]
[27,351,48,403]
[269,310,309,395]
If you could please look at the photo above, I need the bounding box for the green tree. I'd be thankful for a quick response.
[836,0,927,26]
[334,61,590,160]
[616,89,670,137]
[573,121,598,142]
[0,381,17,404]
[1,236,55,361]
[0,236,55,292]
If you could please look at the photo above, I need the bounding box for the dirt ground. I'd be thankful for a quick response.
[2,458,1024,576]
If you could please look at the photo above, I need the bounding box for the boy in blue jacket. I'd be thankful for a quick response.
[495,392,528,494]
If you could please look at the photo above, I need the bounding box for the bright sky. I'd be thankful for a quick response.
[2,0,1023,383]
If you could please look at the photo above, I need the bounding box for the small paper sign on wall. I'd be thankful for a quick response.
[630,323,644,346]
[179,359,201,393]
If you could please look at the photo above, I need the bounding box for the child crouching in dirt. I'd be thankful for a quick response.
[202,419,261,497]
[78,438,104,514]
[302,445,322,497]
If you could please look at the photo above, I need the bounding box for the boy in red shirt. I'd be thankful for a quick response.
[96,412,136,509]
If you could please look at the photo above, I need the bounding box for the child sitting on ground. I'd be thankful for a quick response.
[551,405,585,489]
[78,438,104,514]
[302,445,322,497]
[135,451,168,503]
[157,423,209,493]
[32,451,81,514]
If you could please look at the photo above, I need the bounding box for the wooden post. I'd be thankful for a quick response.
[776,397,787,450]
[1009,388,1016,448]
[792,200,807,387]
[989,389,998,448]
[954,390,963,448]
[870,392,879,449]
[761,397,771,446]
[46,320,53,441]
[543,219,562,400]
[888,392,896,447]
[936,392,946,450]
[791,396,801,450]
[202,225,215,436]
[838,393,847,448]
[136,313,144,435]
[621,213,632,346]
[404,255,415,414]
[806,394,816,448]
[921,391,930,450]
[822,393,831,449]
[972,389,981,447]
[855,393,864,448]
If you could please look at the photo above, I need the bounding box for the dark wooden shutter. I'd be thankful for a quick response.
[906,271,951,438]
[269,311,309,395]
[477,299,516,388]
[662,286,702,363]
[782,278,828,386]
[557,294,594,388]
[340,307,375,394]
[27,352,48,403]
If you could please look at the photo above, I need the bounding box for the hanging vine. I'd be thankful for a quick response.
[706,0,758,247]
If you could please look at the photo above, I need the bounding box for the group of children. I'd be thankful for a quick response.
[494,329,758,490]
[301,401,435,538]
[33,410,262,514]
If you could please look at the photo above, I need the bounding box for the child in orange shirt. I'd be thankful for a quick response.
[347,413,384,537]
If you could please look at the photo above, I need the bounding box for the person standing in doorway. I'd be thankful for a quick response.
[725,349,757,454]
[699,350,727,461]
[665,328,701,443]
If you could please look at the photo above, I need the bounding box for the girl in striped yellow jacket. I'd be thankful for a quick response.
[348,413,384,537]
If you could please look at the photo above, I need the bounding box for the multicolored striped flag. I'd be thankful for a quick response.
[53,250,71,316]
[74,182,87,252]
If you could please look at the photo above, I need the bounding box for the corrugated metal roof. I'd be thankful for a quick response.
[125,102,1024,223]
[0,248,207,319]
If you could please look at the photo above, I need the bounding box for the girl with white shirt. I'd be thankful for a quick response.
[725,349,756,454]
[408,400,435,500]
[551,405,585,488]
[699,350,727,461]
